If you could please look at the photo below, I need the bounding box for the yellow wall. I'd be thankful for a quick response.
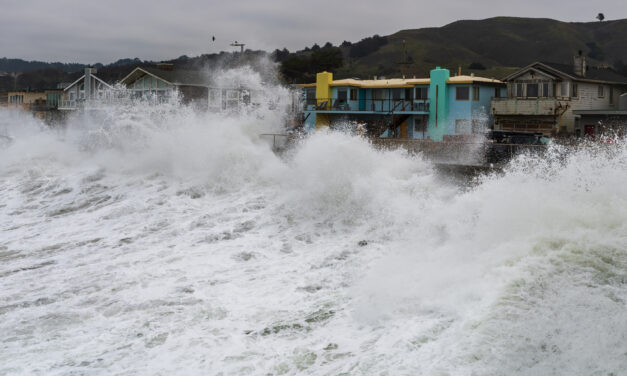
[315,72,333,129]
[7,91,47,109]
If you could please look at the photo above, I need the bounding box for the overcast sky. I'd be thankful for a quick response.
[1,0,625,64]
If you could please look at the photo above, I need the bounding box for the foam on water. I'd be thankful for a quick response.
[0,73,626,375]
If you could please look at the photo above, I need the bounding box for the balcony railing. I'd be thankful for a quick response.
[305,98,430,113]
[491,97,563,116]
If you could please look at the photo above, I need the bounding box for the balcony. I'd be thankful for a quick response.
[58,100,78,110]
[491,97,563,116]
[305,98,430,114]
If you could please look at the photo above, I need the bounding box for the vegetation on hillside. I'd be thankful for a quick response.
[3,17,627,91]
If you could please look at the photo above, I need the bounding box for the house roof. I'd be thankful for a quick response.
[540,62,627,84]
[63,74,112,92]
[447,75,503,84]
[503,62,627,85]
[300,75,502,88]
[119,67,211,87]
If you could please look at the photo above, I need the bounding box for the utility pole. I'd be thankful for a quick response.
[230,41,245,53]
[398,40,411,77]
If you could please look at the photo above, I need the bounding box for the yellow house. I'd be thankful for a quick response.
[7,91,47,111]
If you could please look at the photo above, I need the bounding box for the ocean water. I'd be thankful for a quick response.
[0,81,626,376]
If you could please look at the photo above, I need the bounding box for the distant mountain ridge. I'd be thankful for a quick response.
[279,17,627,82]
[3,17,627,89]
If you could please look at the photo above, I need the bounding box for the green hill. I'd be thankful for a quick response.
[282,17,627,82]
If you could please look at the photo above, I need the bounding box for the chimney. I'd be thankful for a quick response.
[573,52,586,77]
[157,63,174,71]
[84,67,95,100]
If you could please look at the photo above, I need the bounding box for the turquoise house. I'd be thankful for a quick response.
[301,68,505,141]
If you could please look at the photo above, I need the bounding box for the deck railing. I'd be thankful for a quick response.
[306,98,429,113]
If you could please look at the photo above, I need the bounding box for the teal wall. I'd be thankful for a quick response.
[448,84,472,135]
[428,67,450,141]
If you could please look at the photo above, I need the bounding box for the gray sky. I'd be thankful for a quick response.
[1,0,624,64]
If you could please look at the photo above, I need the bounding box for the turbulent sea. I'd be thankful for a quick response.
[1,87,626,375]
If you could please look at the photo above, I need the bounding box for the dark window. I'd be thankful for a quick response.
[337,89,347,102]
[392,88,401,100]
[456,86,470,100]
[526,84,538,97]
[598,85,604,98]
[542,83,549,97]
[415,87,428,99]
[472,86,480,101]
[610,88,614,104]
[350,89,357,101]
[572,83,578,97]
[405,88,413,101]
[305,88,316,105]
[516,83,524,97]
[414,117,426,133]
[494,87,500,98]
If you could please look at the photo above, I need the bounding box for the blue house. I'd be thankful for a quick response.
[301,67,505,141]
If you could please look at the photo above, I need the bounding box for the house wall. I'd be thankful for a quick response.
[178,86,208,110]
[7,91,46,109]
[428,67,450,141]
[63,76,110,102]
[128,74,173,98]
[448,84,472,136]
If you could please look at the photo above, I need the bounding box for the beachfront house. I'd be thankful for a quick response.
[59,68,113,110]
[119,64,211,109]
[301,68,505,141]
[491,54,627,137]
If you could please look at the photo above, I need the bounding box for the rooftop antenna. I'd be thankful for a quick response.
[397,40,411,76]
[230,41,245,53]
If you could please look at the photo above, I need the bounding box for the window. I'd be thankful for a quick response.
[542,83,549,97]
[472,86,480,101]
[305,88,315,105]
[414,117,426,133]
[392,88,402,101]
[404,88,413,101]
[456,86,469,100]
[610,88,614,105]
[560,83,568,97]
[373,89,385,100]
[516,83,524,97]
[337,89,347,102]
[454,119,471,134]
[494,87,500,98]
[209,89,220,104]
[571,83,578,97]
[526,83,539,97]
[472,119,484,134]
[350,89,357,101]
[415,87,428,100]
[598,85,604,98]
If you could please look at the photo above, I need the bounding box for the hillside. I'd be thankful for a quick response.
[3,17,627,90]
[281,17,627,82]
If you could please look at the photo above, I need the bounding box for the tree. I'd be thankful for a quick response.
[271,48,290,62]
[597,13,605,21]
[349,35,388,58]
[468,62,486,70]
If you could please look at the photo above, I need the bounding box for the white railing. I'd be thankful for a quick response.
[491,97,560,116]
